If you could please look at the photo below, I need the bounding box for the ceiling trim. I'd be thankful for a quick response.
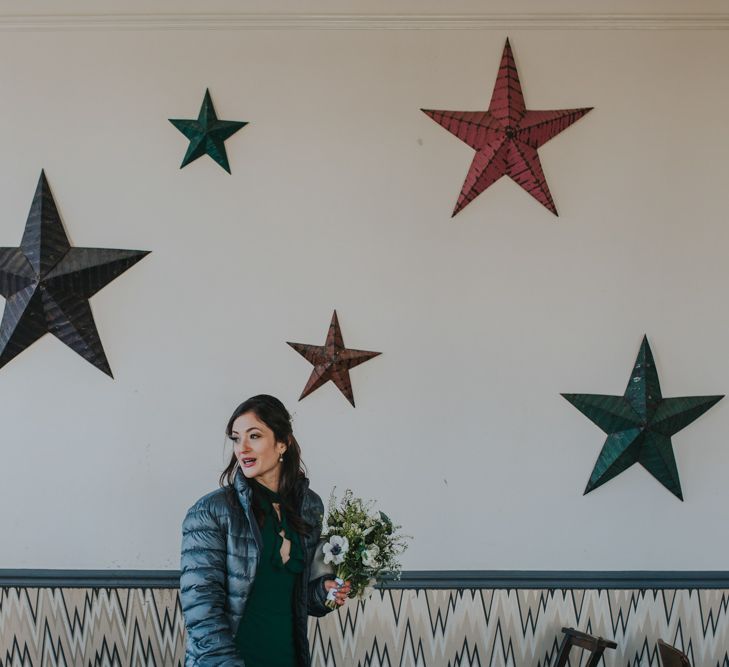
[0,13,727,31]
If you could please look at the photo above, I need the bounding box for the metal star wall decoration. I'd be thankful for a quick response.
[562,336,723,500]
[0,171,150,377]
[422,38,592,217]
[169,89,247,173]
[287,310,381,407]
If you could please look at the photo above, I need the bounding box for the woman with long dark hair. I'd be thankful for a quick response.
[180,394,351,666]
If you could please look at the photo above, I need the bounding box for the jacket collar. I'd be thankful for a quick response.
[233,469,251,507]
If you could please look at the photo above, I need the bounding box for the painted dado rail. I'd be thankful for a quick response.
[1,571,728,666]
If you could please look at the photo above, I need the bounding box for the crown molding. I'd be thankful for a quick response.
[0,13,726,31]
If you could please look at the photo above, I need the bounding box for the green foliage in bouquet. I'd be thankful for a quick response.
[321,488,410,605]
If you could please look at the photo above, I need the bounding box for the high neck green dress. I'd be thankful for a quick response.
[235,480,305,666]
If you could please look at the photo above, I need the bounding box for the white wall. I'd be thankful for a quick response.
[0,2,728,571]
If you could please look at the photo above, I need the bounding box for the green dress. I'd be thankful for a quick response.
[235,481,305,666]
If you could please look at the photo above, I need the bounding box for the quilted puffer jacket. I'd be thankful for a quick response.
[180,471,335,666]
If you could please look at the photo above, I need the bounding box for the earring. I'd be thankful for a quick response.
[279,453,284,462]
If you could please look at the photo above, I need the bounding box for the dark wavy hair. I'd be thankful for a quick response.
[219,394,311,536]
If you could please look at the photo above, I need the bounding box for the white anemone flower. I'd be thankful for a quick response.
[361,544,380,568]
[323,535,349,565]
[362,577,378,599]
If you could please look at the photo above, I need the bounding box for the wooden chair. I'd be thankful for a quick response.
[658,639,691,667]
[553,627,618,667]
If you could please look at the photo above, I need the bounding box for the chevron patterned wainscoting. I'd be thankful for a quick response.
[1,574,728,666]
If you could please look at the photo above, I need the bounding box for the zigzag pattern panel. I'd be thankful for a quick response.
[0,588,185,666]
[311,589,729,666]
[1,587,728,666]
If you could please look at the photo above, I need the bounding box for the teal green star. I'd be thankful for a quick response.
[169,89,247,173]
[562,336,723,500]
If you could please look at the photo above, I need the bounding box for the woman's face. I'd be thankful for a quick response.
[230,411,286,487]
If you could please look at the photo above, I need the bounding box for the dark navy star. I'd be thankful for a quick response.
[169,89,247,173]
[0,171,150,377]
[562,336,723,500]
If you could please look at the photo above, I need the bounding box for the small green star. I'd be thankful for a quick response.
[562,336,723,500]
[169,89,247,173]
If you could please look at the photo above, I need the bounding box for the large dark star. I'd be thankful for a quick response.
[422,38,592,217]
[0,171,150,377]
[169,89,247,173]
[287,310,381,407]
[562,336,723,500]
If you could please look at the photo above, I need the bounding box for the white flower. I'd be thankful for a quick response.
[361,544,380,568]
[362,577,378,599]
[323,535,349,565]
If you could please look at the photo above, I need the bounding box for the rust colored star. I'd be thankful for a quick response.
[287,310,380,407]
[422,38,592,217]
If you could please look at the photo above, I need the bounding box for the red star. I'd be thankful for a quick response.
[287,310,380,407]
[422,38,592,217]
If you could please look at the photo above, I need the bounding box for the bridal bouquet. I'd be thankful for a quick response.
[320,488,410,609]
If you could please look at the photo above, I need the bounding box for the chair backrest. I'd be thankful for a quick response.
[658,640,692,667]
[554,627,618,667]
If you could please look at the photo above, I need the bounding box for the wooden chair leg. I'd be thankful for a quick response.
[585,647,606,667]
[554,635,573,667]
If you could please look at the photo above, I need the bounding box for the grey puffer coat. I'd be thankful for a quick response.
[180,471,335,666]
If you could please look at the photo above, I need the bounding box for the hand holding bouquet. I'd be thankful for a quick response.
[320,488,410,609]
